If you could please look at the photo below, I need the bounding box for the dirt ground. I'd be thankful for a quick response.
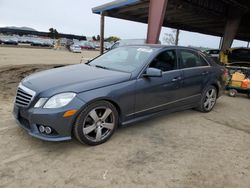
[0,47,250,188]
[0,46,99,67]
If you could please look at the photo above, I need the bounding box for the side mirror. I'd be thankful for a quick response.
[143,68,162,77]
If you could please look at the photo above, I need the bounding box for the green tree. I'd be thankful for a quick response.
[96,35,100,41]
[92,36,97,41]
[48,28,59,39]
[54,29,59,39]
[163,29,180,46]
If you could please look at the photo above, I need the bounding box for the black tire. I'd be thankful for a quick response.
[74,101,118,146]
[228,89,237,97]
[197,85,217,113]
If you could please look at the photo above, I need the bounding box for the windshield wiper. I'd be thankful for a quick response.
[95,65,109,69]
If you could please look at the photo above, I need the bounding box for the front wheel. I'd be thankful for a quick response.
[74,101,118,146]
[197,86,217,113]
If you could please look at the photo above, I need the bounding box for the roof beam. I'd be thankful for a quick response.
[115,2,149,14]
[221,6,243,51]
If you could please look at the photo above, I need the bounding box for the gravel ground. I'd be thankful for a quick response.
[0,47,250,188]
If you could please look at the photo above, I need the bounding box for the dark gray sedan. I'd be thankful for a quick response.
[13,45,224,145]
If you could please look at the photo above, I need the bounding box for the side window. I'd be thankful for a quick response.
[149,50,177,72]
[199,54,209,66]
[180,50,208,68]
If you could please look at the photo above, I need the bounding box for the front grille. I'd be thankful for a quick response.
[15,84,36,107]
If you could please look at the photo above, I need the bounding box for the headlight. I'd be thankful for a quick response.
[42,92,76,109]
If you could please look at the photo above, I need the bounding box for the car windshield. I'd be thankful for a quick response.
[89,46,156,72]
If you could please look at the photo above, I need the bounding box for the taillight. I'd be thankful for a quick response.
[223,67,228,76]
[222,67,229,83]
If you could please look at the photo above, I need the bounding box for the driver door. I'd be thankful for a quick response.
[134,49,183,117]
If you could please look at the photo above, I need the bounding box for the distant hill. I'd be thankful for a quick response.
[3,26,37,31]
[0,27,87,40]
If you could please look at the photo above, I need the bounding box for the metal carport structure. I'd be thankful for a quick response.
[92,0,250,54]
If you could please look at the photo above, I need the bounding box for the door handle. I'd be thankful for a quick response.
[172,76,181,82]
[202,71,209,75]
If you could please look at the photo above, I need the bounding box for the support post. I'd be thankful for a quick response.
[146,0,168,44]
[175,29,180,46]
[219,37,223,49]
[220,7,243,51]
[100,12,105,55]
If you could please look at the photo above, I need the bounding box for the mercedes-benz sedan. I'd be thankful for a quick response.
[13,45,224,145]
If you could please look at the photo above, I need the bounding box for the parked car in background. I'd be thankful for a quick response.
[43,39,54,47]
[18,36,30,44]
[204,49,220,62]
[104,42,113,50]
[0,35,18,45]
[60,38,67,46]
[79,41,96,50]
[94,42,100,48]
[30,38,53,47]
[13,45,224,146]
[70,44,82,53]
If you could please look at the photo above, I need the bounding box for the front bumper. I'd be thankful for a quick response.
[13,97,85,142]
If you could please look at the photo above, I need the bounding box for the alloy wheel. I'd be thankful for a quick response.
[82,107,115,142]
[203,88,217,111]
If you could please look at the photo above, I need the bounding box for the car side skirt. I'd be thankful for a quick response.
[121,103,198,127]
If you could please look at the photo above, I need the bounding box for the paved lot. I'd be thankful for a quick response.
[0,47,250,188]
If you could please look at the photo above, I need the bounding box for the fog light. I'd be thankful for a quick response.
[45,126,52,134]
[39,125,45,133]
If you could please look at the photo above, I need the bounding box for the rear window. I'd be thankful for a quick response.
[180,50,208,68]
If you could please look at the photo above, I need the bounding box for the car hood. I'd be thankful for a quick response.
[22,64,131,96]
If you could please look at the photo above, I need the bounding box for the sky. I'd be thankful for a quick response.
[0,0,248,48]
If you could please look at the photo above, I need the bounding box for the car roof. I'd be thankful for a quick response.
[120,44,200,51]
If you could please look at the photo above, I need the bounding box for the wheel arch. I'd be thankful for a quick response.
[71,97,122,133]
[210,83,219,97]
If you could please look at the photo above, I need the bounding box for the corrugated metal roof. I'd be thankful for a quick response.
[92,0,141,14]
[92,0,250,42]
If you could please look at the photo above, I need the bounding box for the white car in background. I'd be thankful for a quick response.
[0,35,18,45]
[204,49,220,61]
[70,44,82,53]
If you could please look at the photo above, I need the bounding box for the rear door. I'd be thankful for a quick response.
[177,49,211,102]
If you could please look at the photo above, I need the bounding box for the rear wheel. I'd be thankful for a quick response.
[74,101,118,146]
[197,86,217,113]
